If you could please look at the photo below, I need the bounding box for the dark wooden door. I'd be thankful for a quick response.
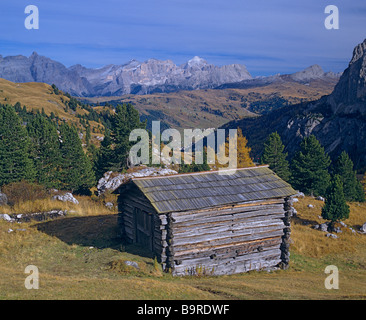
[134,207,154,251]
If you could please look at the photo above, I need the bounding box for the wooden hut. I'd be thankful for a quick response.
[113,165,297,276]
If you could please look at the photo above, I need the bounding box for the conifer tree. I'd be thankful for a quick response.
[261,132,290,181]
[0,104,35,185]
[59,123,95,193]
[290,135,331,196]
[322,175,350,223]
[101,103,146,173]
[333,151,364,202]
[95,128,114,180]
[27,114,62,189]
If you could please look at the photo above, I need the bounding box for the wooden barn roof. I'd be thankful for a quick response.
[120,165,296,214]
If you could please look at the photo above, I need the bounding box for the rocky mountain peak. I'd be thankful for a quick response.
[328,39,366,114]
[187,56,208,67]
[290,64,325,82]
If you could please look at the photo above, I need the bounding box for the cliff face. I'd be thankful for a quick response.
[223,39,366,169]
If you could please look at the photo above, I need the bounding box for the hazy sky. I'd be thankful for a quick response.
[0,0,365,76]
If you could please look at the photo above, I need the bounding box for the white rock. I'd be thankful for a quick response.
[292,198,299,203]
[308,204,314,208]
[8,228,14,233]
[316,196,325,201]
[360,223,366,233]
[97,167,178,195]
[0,214,13,222]
[52,192,79,205]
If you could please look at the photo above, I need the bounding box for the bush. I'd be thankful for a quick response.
[2,180,48,206]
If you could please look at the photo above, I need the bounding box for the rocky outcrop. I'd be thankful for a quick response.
[97,167,178,195]
[52,192,79,204]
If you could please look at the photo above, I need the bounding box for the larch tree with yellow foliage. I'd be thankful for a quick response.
[217,128,254,169]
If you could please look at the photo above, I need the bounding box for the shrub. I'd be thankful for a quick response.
[2,180,48,206]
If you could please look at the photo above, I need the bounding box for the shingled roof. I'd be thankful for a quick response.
[119,165,297,214]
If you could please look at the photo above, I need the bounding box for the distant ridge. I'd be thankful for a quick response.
[0,53,252,97]
[0,52,340,98]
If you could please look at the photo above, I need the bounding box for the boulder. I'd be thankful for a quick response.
[124,261,139,269]
[360,223,366,233]
[52,192,79,205]
[0,214,13,222]
[318,223,329,232]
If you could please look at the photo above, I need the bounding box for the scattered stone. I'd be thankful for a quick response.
[333,227,342,234]
[308,204,314,208]
[326,233,338,239]
[52,192,79,205]
[124,261,139,269]
[295,192,305,198]
[292,208,298,217]
[0,214,14,222]
[316,196,325,201]
[318,215,323,220]
[292,198,299,203]
[105,202,114,210]
[319,223,329,232]
[7,228,14,233]
[339,221,347,228]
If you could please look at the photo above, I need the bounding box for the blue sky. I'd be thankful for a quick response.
[0,0,365,76]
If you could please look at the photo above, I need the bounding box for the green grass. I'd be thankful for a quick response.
[1,197,366,300]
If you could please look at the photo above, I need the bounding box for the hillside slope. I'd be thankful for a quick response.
[83,78,337,131]
[0,78,107,145]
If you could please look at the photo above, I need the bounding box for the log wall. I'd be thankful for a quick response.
[117,188,293,276]
[161,198,290,276]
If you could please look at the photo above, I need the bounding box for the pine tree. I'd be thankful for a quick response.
[354,180,366,202]
[27,114,62,189]
[261,132,290,181]
[103,103,146,172]
[59,123,95,193]
[333,151,363,202]
[95,128,114,180]
[0,104,35,185]
[322,175,350,223]
[290,135,331,196]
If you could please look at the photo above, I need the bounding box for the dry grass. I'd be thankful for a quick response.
[291,198,366,258]
[0,195,117,216]
[0,196,365,300]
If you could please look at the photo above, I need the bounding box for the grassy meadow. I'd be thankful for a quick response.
[0,196,365,300]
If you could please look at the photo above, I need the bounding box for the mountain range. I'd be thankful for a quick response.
[221,39,366,170]
[0,52,340,97]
